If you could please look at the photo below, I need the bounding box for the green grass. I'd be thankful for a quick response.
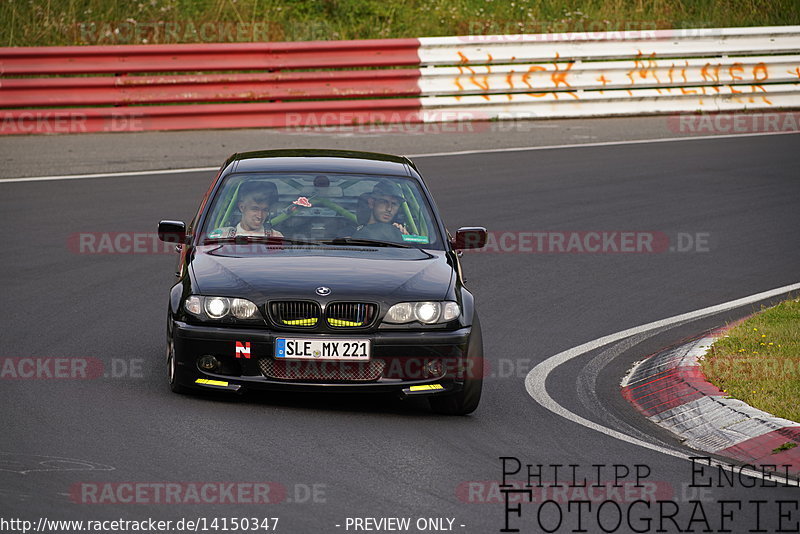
[1,0,799,47]
[701,297,800,423]
[772,442,798,454]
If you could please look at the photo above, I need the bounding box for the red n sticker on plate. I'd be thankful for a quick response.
[235,341,251,359]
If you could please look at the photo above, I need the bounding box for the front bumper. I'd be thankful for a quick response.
[171,321,473,396]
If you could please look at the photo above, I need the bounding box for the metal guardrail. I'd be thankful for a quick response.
[1,26,798,134]
[416,26,800,120]
[1,71,422,107]
[0,39,421,74]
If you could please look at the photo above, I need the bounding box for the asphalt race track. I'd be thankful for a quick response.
[1,131,799,533]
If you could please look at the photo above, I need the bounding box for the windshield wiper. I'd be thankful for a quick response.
[203,235,322,246]
[325,237,412,248]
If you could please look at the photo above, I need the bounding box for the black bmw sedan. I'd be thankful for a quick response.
[158,149,487,414]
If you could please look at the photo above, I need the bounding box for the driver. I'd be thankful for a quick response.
[352,181,409,242]
[210,182,283,238]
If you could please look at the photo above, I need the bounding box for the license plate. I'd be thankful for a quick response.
[275,338,370,361]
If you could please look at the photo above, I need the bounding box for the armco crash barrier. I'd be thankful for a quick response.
[1,26,799,134]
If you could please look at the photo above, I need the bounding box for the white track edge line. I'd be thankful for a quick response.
[0,166,218,184]
[524,281,800,484]
[1,130,798,184]
[406,130,800,159]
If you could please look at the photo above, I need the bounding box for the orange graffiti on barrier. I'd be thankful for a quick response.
[749,62,772,104]
[679,61,698,95]
[467,73,491,100]
[453,53,475,102]
[448,49,787,104]
[700,63,721,93]
[728,63,744,94]
[454,68,465,95]
[465,71,490,94]
[522,65,547,97]
[453,52,491,100]
[724,62,772,104]
[626,50,662,95]
[596,75,610,94]
[753,63,769,82]
[472,56,492,101]
[453,50,578,100]
[549,52,578,100]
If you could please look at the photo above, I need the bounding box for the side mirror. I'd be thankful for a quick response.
[452,227,487,250]
[158,220,186,243]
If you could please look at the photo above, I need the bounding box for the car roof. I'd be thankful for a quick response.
[229,149,413,177]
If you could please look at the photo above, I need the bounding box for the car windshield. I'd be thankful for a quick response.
[200,173,442,249]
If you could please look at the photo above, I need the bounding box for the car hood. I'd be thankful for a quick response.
[189,245,455,303]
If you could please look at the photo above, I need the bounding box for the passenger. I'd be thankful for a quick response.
[352,181,409,242]
[210,182,283,238]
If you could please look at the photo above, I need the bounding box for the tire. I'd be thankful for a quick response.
[430,314,483,415]
[167,331,190,394]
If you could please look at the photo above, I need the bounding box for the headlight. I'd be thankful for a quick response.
[415,302,439,323]
[184,295,202,315]
[442,301,460,321]
[384,301,460,324]
[231,298,258,319]
[204,297,230,318]
[385,302,413,323]
[184,295,260,322]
